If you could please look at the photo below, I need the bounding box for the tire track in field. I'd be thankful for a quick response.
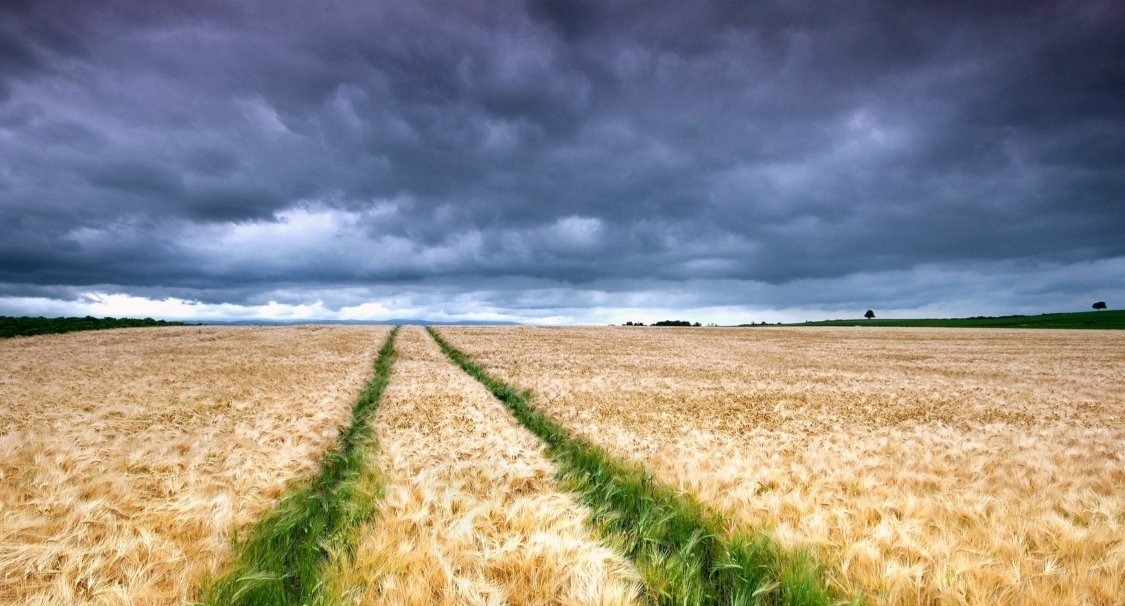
[0,325,385,606]
[429,327,846,606]
[201,327,398,605]
[319,326,642,605]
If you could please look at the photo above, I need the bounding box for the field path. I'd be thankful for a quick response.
[437,326,1125,605]
[429,327,842,605]
[320,326,641,605]
[202,328,398,605]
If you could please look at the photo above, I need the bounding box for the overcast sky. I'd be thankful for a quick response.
[1,1,1122,324]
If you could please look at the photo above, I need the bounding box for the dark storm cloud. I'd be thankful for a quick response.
[1,0,1122,320]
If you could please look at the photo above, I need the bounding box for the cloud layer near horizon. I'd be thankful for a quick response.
[2,1,1123,322]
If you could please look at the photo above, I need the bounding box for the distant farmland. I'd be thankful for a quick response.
[1,325,1121,605]
[780,309,1125,329]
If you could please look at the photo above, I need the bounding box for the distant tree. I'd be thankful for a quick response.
[693,322,701,327]
[625,321,633,326]
[1093,301,1107,311]
[865,309,876,319]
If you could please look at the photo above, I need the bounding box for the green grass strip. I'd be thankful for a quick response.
[199,327,399,606]
[428,326,853,606]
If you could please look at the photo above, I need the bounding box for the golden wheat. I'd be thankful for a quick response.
[320,326,642,605]
[442,326,1125,606]
[0,325,387,605]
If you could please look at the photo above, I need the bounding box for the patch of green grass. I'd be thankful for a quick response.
[773,309,1125,329]
[428,327,851,606]
[0,315,193,338]
[199,327,398,606]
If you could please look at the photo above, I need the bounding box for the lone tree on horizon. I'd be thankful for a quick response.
[865,309,876,319]
[1093,301,1107,311]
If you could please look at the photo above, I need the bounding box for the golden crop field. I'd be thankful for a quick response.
[0,325,386,605]
[322,326,641,605]
[440,326,1125,606]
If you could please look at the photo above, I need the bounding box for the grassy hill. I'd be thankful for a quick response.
[784,309,1125,329]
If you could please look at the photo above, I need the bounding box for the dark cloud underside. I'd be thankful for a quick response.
[0,0,1122,320]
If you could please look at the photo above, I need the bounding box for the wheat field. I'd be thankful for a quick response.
[441,326,1125,606]
[5,324,1121,605]
[0,325,386,605]
[321,325,641,605]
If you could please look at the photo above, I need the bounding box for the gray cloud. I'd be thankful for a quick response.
[0,0,1122,321]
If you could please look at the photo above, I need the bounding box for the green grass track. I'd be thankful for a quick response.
[428,327,854,606]
[199,327,398,606]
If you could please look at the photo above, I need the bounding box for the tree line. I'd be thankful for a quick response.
[0,316,191,338]
[624,320,702,327]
